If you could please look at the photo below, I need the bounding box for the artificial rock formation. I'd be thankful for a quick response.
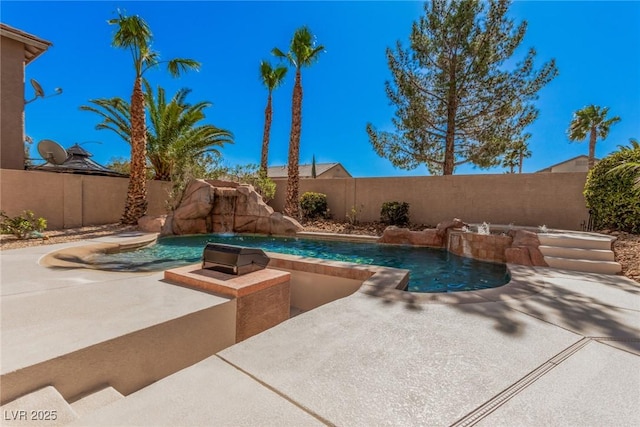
[377,226,443,247]
[161,179,302,236]
[378,218,467,247]
[138,214,166,232]
[505,230,548,267]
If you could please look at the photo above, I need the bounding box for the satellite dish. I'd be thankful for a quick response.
[31,79,45,98]
[37,139,68,165]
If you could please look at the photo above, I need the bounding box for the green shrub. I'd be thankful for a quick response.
[0,210,47,239]
[584,147,640,233]
[380,201,410,226]
[243,170,276,203]
[300,192,328,219]
[207,163,276,203]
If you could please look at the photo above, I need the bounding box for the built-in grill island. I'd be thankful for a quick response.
[166,242,289,342]
[202,243,270,275]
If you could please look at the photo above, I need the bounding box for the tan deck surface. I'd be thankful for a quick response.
[1,234,638,426]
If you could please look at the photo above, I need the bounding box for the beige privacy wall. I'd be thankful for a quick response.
[0,169,590,231]
[270,172,590,231]
[0,169,172,229]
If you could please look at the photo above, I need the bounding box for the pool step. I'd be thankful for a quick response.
[543,256,622,275]
[537,233,614,250]
[70,386,124,418]
[538,246,615,262]
[537,232,621,275]
[0,386,78,426]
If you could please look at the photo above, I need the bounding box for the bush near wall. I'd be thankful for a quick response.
[380,201,410,226]
[300,192,329,219]
[584,148,640,233]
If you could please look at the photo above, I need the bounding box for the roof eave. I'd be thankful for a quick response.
[0,23,52,64]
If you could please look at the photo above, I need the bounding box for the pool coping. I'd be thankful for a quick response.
[39,231,543,305]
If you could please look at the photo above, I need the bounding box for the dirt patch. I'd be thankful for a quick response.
[0,223,138,250]
[603,230,640,283]
[1,221,638,284]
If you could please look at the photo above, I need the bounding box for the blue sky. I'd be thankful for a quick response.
[3,1,639,177]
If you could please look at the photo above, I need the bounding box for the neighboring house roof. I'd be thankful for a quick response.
[0,23,52,64]
[267,162,351,178]
[536,155,598,173]
[29,143,128,177]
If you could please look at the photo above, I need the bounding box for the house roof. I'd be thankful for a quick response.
[536,155,597,173]
[267,162,351,178]
[29,144,128,177]
[0,23,52,64]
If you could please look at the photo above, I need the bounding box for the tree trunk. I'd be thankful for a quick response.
[285,69,303,217]
[121,77,148,224]
[518,152,523,174]
[443,55,457,175]
[260,91,273,174]
[588,127,597,170]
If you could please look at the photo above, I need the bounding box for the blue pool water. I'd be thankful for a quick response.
[90,234,509,293]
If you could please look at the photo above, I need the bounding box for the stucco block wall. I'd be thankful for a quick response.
[1,37,25,170]
[0,169,172,229]
[271,173,590,231]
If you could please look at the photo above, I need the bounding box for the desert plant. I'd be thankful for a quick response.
[346,204,363,225]
[583,145,640,233]
[380,201,410,226]
[300,192,328,219]
[0,210,47,239]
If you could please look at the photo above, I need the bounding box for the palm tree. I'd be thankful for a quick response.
[81,83,233,181]
[502,150,517,173]
[502,135,531,174]
[109,11,200,224]
[567,105,621,170]
[145,83,233,180]
[273,27,324,217]
[259,60,288,174]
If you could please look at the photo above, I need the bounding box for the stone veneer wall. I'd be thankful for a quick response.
[447,231,513,263]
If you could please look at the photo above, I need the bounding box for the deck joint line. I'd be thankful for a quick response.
[215,354,335,427]
[450,338,592,427]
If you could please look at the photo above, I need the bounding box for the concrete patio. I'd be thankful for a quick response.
[1,234,638,426]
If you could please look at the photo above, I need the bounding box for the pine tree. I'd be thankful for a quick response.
[367,0,557,175]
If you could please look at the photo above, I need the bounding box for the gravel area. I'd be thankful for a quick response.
[1,221,638,283]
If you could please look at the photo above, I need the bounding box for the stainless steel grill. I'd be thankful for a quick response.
[202,243,270,275]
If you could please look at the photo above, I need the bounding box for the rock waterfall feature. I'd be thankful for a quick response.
[155,179,302,236]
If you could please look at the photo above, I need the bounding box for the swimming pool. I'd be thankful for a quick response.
[89,234,509,293]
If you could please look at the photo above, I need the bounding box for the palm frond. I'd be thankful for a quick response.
[79,97,132,144]
[167,58,201,77]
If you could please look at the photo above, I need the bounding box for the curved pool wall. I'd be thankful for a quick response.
[82,233,509,293]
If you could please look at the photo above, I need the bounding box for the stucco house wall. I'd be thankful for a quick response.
[0,36,26,170]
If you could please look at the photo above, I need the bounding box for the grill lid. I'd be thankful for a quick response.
[202,243,269,275]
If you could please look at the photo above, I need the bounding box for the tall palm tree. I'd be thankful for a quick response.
[273,27,324,217]
[80,83,233,181]
[567,105,621,170]
[259,60,288,175]
[502,135,531,174]
[109,11,200,224]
